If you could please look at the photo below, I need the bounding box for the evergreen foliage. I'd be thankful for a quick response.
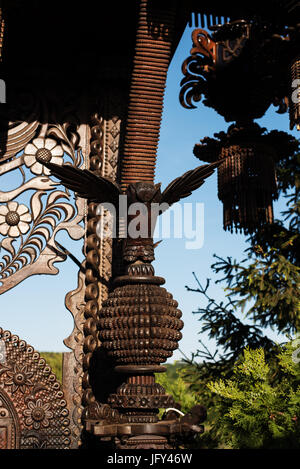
[35,141,299,449]
[208,344,300,448]
[182,139,300,448]
[156,362,200,414]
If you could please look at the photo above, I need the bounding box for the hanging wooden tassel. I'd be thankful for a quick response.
[217,142,277,234]
[194,124,278,234]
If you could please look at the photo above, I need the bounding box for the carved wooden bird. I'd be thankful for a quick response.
[42,160,220,211]
[42,160,220,262]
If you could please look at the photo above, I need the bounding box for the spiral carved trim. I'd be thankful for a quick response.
[82,100,124,408]
[120,0,177,189]
[81,112,103,408]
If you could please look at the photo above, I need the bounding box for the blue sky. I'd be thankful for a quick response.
[0,25,298,362]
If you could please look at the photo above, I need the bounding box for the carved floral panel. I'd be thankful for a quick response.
[0,105,87,294]
[0,328,71,449]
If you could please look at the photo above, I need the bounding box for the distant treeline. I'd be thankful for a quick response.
[37,353,186,387]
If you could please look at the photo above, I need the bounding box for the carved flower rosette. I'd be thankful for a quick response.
[0,117,86,294]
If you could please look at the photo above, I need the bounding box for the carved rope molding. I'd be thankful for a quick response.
[63,92,125,448]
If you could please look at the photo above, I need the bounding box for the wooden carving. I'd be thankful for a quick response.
[62,93,127,448]
[41,158,218,448]
[0,328,71,449]
[43,159,219,263]
[44,161,219,208]
[0,102,86,294]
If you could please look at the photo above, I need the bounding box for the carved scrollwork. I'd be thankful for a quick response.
[180,25,248,110]
[0,106,86,294]
[179,29,216,110]
[180,19,291,120]
[180,22,252,110]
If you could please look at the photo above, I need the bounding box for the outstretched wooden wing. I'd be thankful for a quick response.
[160,161,220,212]
[43,162,122,205]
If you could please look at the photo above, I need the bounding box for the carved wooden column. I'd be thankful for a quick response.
[82,0,206,450]
[63,88,129,447]
[120,0,177,189]
[0,0,203,450]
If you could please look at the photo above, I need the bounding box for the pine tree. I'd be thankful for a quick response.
[182,138,300,448]
[207,344,300,448]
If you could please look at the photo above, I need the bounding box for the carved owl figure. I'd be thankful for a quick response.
[42,160,220,263]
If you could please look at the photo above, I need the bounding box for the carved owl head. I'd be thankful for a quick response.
[126,182,162,204]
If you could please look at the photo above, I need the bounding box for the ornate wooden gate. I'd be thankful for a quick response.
[0,0,191,449]
[0,0,298,450]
